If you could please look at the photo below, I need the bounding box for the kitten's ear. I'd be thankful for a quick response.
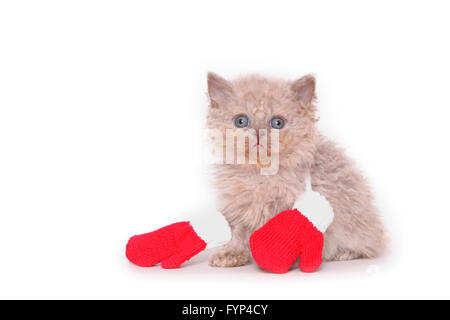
[207,72,233,106]
[290,74,316,105]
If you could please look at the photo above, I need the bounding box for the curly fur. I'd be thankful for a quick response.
[206,72,387,267]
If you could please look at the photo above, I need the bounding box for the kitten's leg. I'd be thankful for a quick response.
[209,224,251,267]
[310,137,387,261]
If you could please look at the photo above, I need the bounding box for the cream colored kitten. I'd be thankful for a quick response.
[206,73,386,267]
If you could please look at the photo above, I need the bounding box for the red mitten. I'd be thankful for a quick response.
[249,209,325,273]
[250,180,334,273]
[250,176,334,273]
[126,221,206,269]
[249,209,304,274]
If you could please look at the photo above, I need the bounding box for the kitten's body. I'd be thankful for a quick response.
[206,73,386,267]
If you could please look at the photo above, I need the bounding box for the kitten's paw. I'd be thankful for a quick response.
[333,251,361,261]
[209,247,250,267]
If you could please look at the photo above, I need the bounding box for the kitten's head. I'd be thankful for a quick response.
[206,73,318,171]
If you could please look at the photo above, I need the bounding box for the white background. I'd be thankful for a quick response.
[1,1,449,299]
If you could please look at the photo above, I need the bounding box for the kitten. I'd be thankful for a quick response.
[206,72,387,267]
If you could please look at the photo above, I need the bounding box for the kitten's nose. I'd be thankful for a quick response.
[256,129,266,138]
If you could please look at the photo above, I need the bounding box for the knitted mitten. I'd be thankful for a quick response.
[250,177,334,273]
[249,209,305,273]
[126,221,207,269]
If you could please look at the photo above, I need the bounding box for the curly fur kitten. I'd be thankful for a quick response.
[206,72,386,267]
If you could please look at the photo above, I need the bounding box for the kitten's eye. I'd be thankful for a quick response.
[270,117,285,129]
[234,115,249,128]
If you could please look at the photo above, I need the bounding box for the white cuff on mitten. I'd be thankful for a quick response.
[292,175,334,233]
